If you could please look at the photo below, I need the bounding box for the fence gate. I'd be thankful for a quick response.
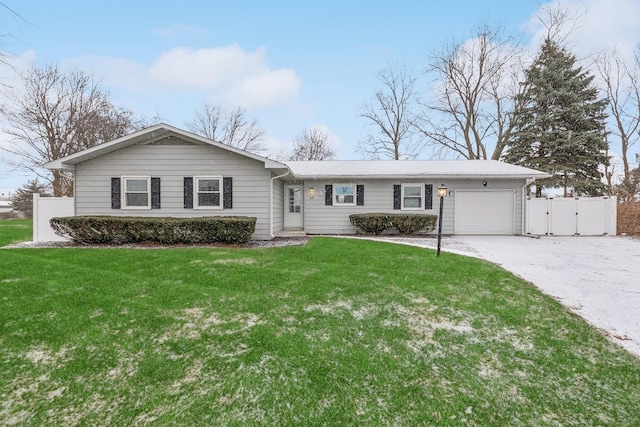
[525,196,617,236]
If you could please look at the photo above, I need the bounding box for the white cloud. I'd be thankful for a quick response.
[526,0,640,60]
[148,45,300,108]
[0,49,36,86]
[66,45,301,109]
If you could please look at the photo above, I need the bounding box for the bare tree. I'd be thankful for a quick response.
[185,104,266,154]
[358,64,421,160]
[1,64,140,196]
[596,49,640,200]
[532,0,583,47]
[0,3,28,70]
[415,25,523,160]
[287,126,336,161]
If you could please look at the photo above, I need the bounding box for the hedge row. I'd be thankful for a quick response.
[349,213,438,235]
[50,216,257,244]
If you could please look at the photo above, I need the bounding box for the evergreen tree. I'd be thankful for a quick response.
[11,179,51,218]
[504,38,609,197]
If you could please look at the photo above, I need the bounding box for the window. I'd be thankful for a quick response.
[123,176,150,209]
[288,187,302,213]
[333,183,355,206]
[195,176,223,209]
[402,184,423,210]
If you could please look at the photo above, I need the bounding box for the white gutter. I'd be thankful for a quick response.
[269,169,290,238]
[521,178,536,235]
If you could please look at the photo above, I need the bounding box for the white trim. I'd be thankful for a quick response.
[122,176,151,210]
[193,176,223,210]
[332,183,356,206]
[401,183,423,210]
[270,170,290,238]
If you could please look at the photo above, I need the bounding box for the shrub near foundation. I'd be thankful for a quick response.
[349,213,438,235]
[391,214,438,234]
[50,216,257,244]
[349,213,393,235]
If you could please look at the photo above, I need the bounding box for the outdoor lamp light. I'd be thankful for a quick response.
[436,184,447,257]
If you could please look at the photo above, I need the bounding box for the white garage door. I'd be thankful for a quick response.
[454,190,515,235]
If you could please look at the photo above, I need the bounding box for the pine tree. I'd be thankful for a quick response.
[11,179,51,218]
[504,38,609,197]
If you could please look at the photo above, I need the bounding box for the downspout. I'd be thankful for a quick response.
[522,178,536,235]
[269,169,290,238]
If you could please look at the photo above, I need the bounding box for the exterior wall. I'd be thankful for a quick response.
[74,141,275,239]
[271,177,285,235]
[298,178,526,235]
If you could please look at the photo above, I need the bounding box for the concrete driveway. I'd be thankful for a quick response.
[372,235,640,358]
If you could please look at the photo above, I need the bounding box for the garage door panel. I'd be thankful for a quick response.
[455,190,515,235]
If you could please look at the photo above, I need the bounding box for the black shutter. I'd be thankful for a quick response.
[325,185,333,206]
[223,177,233,209]
[356,185,364,206]
[393,184,401,210]
[425,184,433,210]
[151,177,161,209]
[111,177,121,209]
[184,177,193,209]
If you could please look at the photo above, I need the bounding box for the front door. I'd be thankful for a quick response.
[284,184,304,229]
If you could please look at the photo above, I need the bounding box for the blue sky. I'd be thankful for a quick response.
[1,0,639,195]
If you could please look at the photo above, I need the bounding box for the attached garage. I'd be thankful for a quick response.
[454,190,516,235]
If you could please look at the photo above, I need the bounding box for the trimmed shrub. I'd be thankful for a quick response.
[392,214,438,234]
[349,213,439,235]
[50,216,257,244]
[349,213,393,235]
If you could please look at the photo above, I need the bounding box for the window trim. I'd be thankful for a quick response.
[332,183,356,206]
[122,176,151,210]
[194,175,224,210]
[401,183,423,210]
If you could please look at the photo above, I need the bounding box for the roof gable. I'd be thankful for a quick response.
[45,123,286,170]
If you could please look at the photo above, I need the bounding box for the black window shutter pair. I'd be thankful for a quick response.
[324,184,364,206]
[183,177,232,209]
[393,184,433,210]
[111,177,160,209]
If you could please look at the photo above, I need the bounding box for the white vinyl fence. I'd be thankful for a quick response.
[525,196,617,236]
[33,194,75,242]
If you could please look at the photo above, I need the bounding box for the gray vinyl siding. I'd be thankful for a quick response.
[271,177,285,235]
[74,142,274,239]
[299,178,526,235]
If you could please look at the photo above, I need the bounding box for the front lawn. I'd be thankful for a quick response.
[0,218,32,247]
[1,236,639,425]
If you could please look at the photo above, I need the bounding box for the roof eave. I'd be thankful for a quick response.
[290,173,551,180]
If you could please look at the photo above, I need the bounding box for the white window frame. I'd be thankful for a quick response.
[333,183,356,206]
[122,176,151,209]
[194,176,223,209]
[401,183,423,210]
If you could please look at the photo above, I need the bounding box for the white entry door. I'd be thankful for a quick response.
[284,184,304,229]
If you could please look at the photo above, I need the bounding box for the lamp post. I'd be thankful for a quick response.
[436,184,447,257]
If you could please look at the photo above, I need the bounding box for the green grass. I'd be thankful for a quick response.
[1,234,639,425]
[0,218,32,246]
